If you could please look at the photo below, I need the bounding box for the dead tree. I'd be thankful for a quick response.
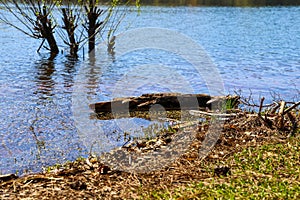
[84,0,104,52]
[61,7,80,56]
[36,5,59,54]
[0,0,140,56]
[0,0,59,55]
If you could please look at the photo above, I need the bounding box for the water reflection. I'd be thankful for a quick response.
[85,51,102,97]
[30,57,79,161]
[63,55,78,88]
[33,59,55,100]
[0,55,85,175]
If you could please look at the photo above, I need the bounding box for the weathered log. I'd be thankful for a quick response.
[90,93,210,113]
[89,93,239,114]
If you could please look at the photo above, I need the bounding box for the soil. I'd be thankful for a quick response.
[0,106,299,199]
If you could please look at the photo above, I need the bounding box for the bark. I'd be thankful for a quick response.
[36,6,59,54]
[62,8,79,56]
[90,93,214,113]
[85,0,103,52]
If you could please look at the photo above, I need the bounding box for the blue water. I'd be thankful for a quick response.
[0,6,299,175]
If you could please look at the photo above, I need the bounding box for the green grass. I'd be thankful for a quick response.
[145,136,300,200]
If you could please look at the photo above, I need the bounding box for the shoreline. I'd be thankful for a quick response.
[1,99,299,199]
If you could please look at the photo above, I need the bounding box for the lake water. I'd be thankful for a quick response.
[0,5,299,175]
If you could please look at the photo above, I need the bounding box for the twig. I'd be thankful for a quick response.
[278,101,286,116]
[270,102,280,114]
[283,101,300,115]
[189,110,238,117]
[37,39,45,52]
[277,101,286,130]
[258,97,265,116]
[239,98,275,108]
[189,110,277,120]
[287,112,298,137]
[158,117,181,123]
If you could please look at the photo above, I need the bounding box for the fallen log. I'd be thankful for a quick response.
[89,93,239,115]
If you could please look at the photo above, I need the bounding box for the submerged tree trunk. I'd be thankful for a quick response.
[85,0,103,52]
[62,8,79,57]
[37,6,59,54]
[44,32,59,54]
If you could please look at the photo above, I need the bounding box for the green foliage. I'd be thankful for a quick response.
[135,0,140,8]
[225,97,239,110]
[111,0,119,7]
[54,0,62,7]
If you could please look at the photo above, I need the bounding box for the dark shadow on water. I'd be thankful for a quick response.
[33,54,80,99]
[63,55,80,89]
[33,58,55,100]
[85,51,102,97]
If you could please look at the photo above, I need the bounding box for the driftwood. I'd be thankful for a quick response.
[189,110,240,118]
[89,93,239,114]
